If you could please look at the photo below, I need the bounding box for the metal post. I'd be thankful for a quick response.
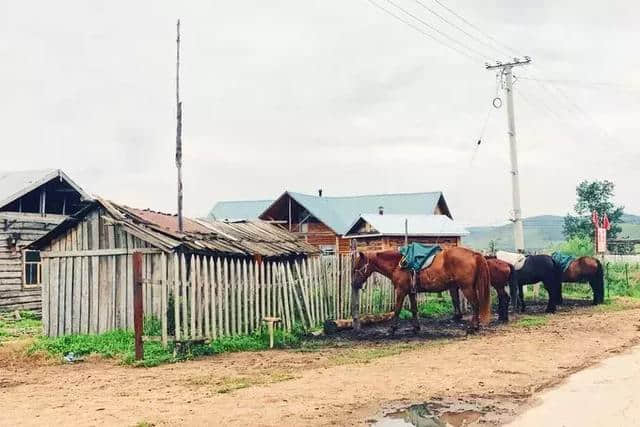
[133,252,144,361]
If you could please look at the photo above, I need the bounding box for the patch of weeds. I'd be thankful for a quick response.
[188,371,298,394]
[398,309,413,320]
[143,316,162,337]
[0,312,42,342]
[418,299,453,318]
[515,316,548,328]
[328,342,420,366]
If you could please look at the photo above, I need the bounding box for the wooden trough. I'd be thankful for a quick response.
[323,311,395,335]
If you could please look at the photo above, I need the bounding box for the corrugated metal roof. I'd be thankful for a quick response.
[344,214,468,238]
[283,191,446,235]
[0,169,91,209]
[210,200,274,221]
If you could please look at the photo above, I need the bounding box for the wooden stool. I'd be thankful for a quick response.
[262,317,281,349]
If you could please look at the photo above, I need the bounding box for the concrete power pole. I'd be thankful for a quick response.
[486,57,531,252]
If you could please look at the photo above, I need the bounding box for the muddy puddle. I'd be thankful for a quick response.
[370,396,524,426]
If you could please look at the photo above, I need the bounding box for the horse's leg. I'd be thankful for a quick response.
[497,287,509,322]
[460,285,480,332]
[543,280,557,313]
[389,287,406,336]
[449,288,463,321]
[557,282,564,305]
[518,282,526,313]
[409,293,420,334]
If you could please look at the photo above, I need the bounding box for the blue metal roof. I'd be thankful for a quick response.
[210,199,274,221]
[285,191,445,235]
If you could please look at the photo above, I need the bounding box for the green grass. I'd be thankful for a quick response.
[28,323,305,367]
[515,315,548,328]
[398,297,453,320]
[0,311,42,342]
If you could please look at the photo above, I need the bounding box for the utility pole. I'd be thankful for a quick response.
[176,19,184,233]
[486,57,531,253]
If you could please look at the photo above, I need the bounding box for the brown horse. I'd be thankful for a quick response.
[450,257,514,322]
[351,246,492,334]
[558,256,605,305]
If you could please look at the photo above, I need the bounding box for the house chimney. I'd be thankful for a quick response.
[378,206,384,215]
[318,189,323,197]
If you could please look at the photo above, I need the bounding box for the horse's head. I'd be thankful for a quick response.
[352,251,374,289]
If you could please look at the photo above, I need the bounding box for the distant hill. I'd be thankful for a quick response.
[463,213,640,252]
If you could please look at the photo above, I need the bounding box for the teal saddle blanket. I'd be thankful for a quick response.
[399,243,442,272]
[551,252,575,272]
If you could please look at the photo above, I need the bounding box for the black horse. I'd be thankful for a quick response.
[514,254,562,313]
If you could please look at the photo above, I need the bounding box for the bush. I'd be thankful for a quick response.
[552,236,594,257]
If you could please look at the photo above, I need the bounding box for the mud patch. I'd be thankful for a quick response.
[372,396,525,426]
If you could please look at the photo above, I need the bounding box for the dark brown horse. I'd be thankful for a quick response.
[351,246,492,334]
[450,257,514,322]
[558,256,605,305]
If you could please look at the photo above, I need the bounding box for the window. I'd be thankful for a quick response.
[24,250,41,286]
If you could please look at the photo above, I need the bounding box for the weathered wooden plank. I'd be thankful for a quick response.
[195,255,203,338]
[223,258,230,336]
[280,263,292,332]
[161,253,168,347]
[41,257,50,336]
[294,261,312,327]
[80,221,89,334]
[242,260,248,335]
[89,211,100,334]
[287,262,307,330]
[212,257,219,339]
[247,261,254,333]
[266,262,272,317]
[230,259,237,335]
[173,253,181,342]
[49,240,60,338]
[189,254,196,339]
[203,256,211,339]
[126,235,135,329]
[253,261,259,332]
[260,261,266,323]
[180,253,188,338]
[58,235,68,335]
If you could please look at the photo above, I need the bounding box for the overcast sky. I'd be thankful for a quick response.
[1,1,638,225]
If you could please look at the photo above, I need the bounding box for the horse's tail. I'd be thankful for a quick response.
[474,253,492,325]
[593,258,605,304]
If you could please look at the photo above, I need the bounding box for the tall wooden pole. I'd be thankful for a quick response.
[176,19,184,233]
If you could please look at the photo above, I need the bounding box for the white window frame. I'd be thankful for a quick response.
[23,250,42,288]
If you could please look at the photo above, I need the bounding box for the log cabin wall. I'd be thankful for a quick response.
[352,236,460,252]
[0,213,65,312]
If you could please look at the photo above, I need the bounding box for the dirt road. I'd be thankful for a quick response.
[1,301,640,426]
[507,344,640,426]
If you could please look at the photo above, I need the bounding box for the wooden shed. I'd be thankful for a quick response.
[0,169,91,312]
[28,198,319,338]
[344,213,469,251]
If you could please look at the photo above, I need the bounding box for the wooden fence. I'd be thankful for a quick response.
[42,252,417,342]
[167,254,402,345]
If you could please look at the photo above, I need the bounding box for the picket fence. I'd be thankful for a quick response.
[165,254,406,345]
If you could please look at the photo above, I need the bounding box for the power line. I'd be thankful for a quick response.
[519,76,640,91]
[411,0,509,58]
[365,0,484,63]
[378,0,493,60]
[431,0,521,57]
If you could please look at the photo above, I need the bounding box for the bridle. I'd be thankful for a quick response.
[353,257,371,282]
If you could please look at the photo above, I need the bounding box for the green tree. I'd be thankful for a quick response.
[563,180,624,240]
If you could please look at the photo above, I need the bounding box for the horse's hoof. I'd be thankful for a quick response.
[452,314,463,322]
[545,307,556,314]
